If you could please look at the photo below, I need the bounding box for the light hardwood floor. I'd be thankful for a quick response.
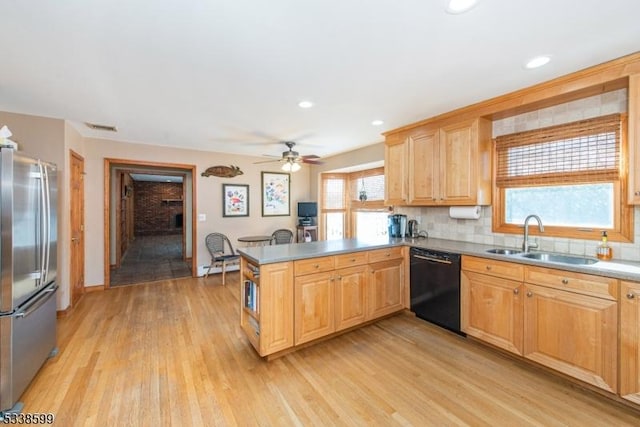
[23,273,639,426]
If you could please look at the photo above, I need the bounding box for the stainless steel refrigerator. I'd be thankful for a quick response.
[0,147,57,414]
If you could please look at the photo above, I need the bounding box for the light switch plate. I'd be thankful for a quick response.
[198,213,206,222]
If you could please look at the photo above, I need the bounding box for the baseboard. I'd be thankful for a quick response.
[197,264,240,277]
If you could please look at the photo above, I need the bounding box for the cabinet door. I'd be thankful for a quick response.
[523,283,617,392]
[439,120,475,203]
[295,272,335,344]
[621,281,640,404]
[408,128,439,205]
[628,74,640,204]
[258,262,294,356]
[335,265,368,331]
[384,134,408,205]
[368,258,404,319]
[461,271,523,355]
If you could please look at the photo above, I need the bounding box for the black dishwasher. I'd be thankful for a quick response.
[410,247,463,335]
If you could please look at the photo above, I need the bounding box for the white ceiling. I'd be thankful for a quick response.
[1,1,639,160]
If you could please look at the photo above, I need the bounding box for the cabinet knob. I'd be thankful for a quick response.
[628,292,636,299]
[314,264,319,269]
[513,288,519,295]
[561,278,569,285]
[635,191,640,196]
[486,265,492,270]
[526,291,533,297]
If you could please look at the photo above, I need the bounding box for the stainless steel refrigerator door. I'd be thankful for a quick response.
[0,151,56,313]
[0,284,57,412]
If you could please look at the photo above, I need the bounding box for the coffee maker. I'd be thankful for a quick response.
[388,214,407,238]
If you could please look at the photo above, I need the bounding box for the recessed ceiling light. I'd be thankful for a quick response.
[371,120,384,126]
[446,0,479,14]
[525,55,551,69]
[298,100,314,109]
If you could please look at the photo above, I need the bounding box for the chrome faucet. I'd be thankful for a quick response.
[522,214,544,252]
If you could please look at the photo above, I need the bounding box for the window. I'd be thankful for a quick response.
[493,113,633,242]
[321,174,347,240]
[320,167,387,240]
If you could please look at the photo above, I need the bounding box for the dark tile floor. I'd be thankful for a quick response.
[110,234,192,286]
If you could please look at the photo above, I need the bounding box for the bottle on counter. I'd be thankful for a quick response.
[596,231,612,260]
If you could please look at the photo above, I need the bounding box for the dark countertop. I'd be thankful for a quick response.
[238,237,640,282]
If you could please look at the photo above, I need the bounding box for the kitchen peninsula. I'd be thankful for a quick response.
[237,239,409,359]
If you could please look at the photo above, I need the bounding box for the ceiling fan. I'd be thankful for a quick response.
[254,141,324,172]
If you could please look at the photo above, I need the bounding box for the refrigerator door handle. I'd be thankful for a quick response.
[37,161,49,286]
[15,285,57,318]
[42,163,51,285]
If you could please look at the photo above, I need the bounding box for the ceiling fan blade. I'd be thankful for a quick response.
[301,154,321,160]
[253,158,282,164]
[302,158,324,165]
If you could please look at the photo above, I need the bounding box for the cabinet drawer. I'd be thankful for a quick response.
[462,256,524,282]
[335,251,369,269]
[294,256,335,276]
[368,247,404,263]
[524,266,618,300]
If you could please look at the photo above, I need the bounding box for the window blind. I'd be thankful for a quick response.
[495,114,621,187]
[322,177,345,210]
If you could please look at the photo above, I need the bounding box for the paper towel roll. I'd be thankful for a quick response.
[449,206,481,220]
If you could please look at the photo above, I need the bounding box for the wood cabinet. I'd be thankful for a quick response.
[523,266,618,393]
[461,256,618,393]
[385,117,492,206]
[620,280,640,404]
[384,133,408,205]
[461,256,524,355]
[368,248,405,319]
[240,258,294,356]
[628,73,640,204]
[294,249,405,345]
[334,265,368,331]
[295,271,335,344]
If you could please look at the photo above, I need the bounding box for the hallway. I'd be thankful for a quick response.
[110,235,192,286]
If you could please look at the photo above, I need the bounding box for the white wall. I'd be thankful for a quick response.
[84,137,311,287]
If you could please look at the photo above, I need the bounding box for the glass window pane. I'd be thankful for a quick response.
[323,179,345,209]
[325,212,344,240]
[505,183,614,228]
[355,212,389,240]
[355,175,385,201]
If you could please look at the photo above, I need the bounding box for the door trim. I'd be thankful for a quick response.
[70,150,85,307]
[103,158,197,288]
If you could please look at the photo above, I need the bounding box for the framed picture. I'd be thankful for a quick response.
[222,184,249,217]
[261,172,290,216]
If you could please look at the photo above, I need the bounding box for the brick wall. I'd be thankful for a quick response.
[133,181,184,236]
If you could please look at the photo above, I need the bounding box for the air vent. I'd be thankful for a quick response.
[85,122,118,132]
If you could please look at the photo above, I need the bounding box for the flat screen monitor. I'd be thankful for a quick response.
[298,202,317,218]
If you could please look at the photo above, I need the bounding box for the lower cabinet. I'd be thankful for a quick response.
[335,265,368,331]
[461,270,523,355]
[294,249,405,346]
[461,256,618,393]
[620,280,640,404]
[368,258,404,319]
[294,271,335,345]
[523,282,618,393]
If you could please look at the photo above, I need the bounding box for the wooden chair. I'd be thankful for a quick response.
[270,228,294,245]
[204,232,240,285]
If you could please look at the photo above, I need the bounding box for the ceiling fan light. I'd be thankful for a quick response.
[281,162,292,172]
[291,162,301,172]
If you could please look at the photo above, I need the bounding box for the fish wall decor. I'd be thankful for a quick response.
[201,165,244,178]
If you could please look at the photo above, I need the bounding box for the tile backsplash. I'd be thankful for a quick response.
[397,205,640,262]
[396,88,639,262]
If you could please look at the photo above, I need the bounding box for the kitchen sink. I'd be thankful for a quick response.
[519,252,599,265]
[486,248,522,255]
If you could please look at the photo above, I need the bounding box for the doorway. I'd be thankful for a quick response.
[104,159,197,287]
[70,150,85,306]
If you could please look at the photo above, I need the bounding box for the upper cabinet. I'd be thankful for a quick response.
[385,117,492,206]
[384,132,409,205]
[628,73,640,204]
